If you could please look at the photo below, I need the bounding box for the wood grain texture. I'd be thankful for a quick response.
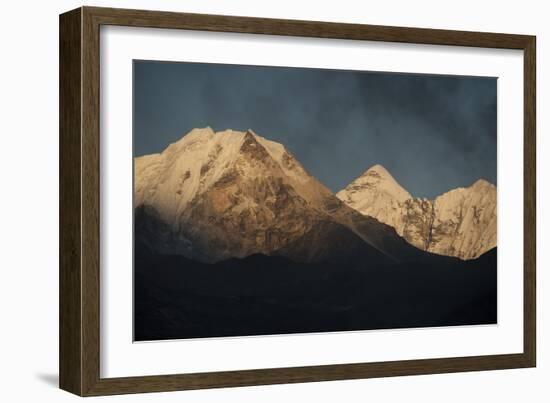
[81,6,102,396]
[523,37,536,367]
[59,6,537,396]
[59,8,82,396]
[86,354,530,396]
[86,6,531,49]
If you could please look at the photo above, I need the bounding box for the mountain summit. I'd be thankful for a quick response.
[135,128,419,264]
[336,164,412,232]
[337,165,497,259]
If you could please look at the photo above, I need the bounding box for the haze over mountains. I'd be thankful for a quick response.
[134,127,497,340]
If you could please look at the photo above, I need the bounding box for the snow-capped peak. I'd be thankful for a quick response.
[134,127,428,264]
[134,127,332,226]
[366,163,391,177]
[134,127,354,262]
[336,164,412,212]
[471,178,496,191]
[337,165,497,260]
[167,126,215,149]
[360,164,411,201]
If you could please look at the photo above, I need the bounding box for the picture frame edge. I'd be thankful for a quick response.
[59,6,85,397]
[59,6,537,396]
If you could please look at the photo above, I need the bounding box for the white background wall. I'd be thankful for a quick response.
[0,0,546,401]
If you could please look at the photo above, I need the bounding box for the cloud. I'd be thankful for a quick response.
[134,61,496,198]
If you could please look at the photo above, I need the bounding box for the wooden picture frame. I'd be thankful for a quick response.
[59,6,536,396]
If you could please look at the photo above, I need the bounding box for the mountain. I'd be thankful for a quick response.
[135,245,497,341]
[336,165,497,259]
[134,129,497,341]
[135,128,419,264]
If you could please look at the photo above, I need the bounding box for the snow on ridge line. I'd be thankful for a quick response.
[337,163,497,260]
[134,127,330,224]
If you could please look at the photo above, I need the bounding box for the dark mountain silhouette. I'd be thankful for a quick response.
[135,244,496,341]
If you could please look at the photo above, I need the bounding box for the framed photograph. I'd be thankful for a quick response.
[59,6,536,396]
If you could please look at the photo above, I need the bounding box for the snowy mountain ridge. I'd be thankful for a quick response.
[336,166,497,259]
[135,128,422,264]
[135,127,331,225]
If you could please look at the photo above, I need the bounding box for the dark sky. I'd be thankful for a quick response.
[133,60,497,198]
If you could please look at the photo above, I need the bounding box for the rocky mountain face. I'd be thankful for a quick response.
[336,165,497,259]
[135,128,419,264]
